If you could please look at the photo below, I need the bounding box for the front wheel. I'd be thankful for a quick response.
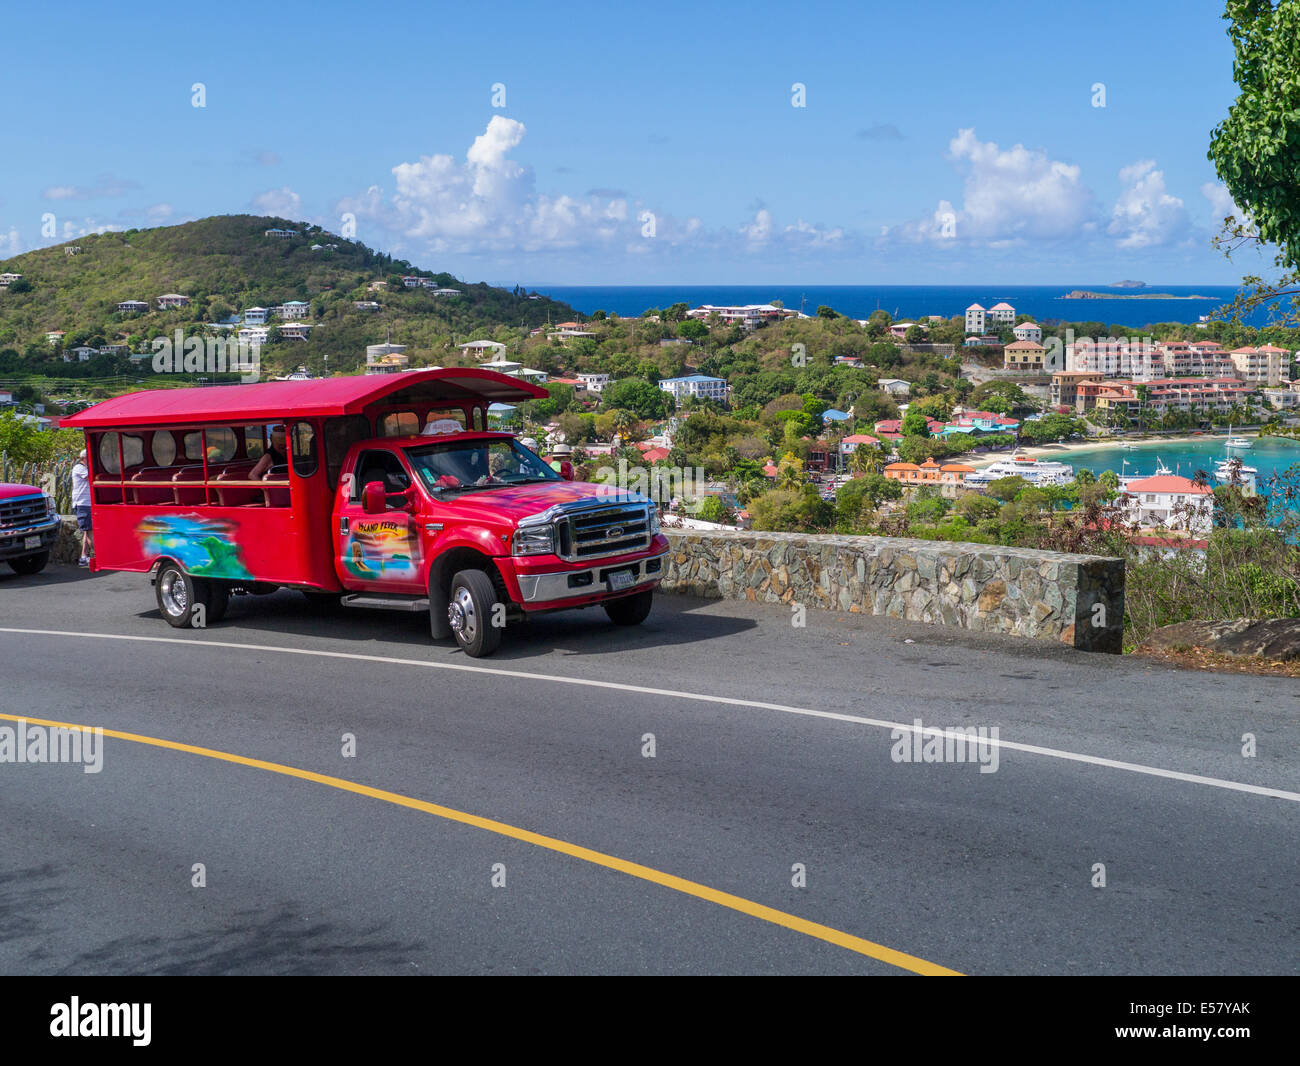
[604,588,653,626]
[447,569,503,657]
[7,552,49,576]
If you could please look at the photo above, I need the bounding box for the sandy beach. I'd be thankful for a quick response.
[966,434,1238,468]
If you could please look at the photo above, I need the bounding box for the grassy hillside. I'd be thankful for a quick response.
[0,214,577,380]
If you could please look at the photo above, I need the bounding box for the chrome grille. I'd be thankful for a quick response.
[0,495,46,530]
[558,501,651,560]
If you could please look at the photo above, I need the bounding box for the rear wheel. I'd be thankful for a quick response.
[156,563,221,628]
[447,569,503,657]
[7,552,49,576]
[604,588,653,626]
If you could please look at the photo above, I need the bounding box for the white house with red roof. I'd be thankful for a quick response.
[987,301,1016,326]
[1121,474,1213,535]
[964,304,986,334]
[838,433,882,455]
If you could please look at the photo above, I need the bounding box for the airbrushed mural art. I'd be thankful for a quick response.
[342,516,421,579]
[136,514,253,579]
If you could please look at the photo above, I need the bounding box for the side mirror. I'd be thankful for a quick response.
[362,481,387,514]
[559,461,575,481]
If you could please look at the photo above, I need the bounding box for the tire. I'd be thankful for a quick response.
[604,588,653,626]
[155,562,218,629]
[7,552,49,576]
[447,569,503,657]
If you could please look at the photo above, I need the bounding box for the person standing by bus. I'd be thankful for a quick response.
[71,449,93,566]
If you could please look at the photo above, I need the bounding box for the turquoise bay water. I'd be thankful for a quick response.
[1033,436,1300,492]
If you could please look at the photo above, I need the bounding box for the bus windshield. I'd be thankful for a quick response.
[406,437,561,496]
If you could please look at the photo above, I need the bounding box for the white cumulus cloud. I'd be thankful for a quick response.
[251,186,302,218]
[887,129,1093,244]
[1107,160,1189,248]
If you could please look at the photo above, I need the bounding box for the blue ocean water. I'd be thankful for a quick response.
[532,284,1269,329]
[1041,436,1300,488]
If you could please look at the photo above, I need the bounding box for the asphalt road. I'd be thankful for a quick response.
[1,563,1297,975]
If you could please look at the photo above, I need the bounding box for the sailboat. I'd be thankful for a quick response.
[1225,423,1252,448]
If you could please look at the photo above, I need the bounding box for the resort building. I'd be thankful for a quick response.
[0,272,22,287]
[243,307,270,325]
[1074,377,1257,418]
[273,301,311,320]
[658,374,728,405]
[1012,321,1043,344]
[883,458,976,498]
[1229,345,1286,386]
[964,304,986,334]
[1065,337,1165,379]
[156,293,191,309]
[278,322,313,341]
[264,228,297,238]
[116,300,149,314]
[1003,339,1047,370]
[987,302,1016,326]
[684,304,800,330]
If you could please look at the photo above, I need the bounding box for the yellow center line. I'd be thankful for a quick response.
[0,711,962,976]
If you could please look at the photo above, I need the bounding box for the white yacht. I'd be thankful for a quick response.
[965,453,1075,488]
[1224,424,1252,448]
[1214,457,1258,495]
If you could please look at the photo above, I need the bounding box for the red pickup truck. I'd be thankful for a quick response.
[61,368,670,656]
[0,481,60,575]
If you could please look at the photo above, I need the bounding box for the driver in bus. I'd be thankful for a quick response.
[250,425,287,480]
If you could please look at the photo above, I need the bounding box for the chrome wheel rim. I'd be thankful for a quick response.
[448,587,477,642]
[160,570,188,616]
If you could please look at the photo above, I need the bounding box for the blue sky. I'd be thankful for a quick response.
[0,0,1271,286]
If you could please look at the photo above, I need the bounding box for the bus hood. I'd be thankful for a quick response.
[436,480,651,524]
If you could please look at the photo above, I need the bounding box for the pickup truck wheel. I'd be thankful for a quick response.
[156,563,217,629]
[604,588,654,626]
[447,569,502,657]
[7,552,49,576]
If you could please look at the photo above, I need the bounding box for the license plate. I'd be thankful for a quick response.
[24,536,41,549]
[608,569,635,591]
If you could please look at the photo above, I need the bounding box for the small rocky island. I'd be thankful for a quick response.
[1061,289,1213,300]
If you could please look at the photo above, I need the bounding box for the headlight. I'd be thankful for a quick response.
[512,523,555,556]
[648,505,660,535]
[43,494,56,517]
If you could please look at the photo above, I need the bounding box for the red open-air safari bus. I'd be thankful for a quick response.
[61,368,669,656]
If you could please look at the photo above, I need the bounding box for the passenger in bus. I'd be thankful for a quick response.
[250,426,287,480]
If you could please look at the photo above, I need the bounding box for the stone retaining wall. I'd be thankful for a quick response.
[661,529,1124,653]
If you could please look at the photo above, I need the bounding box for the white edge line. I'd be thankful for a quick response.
[3,626,1298,803]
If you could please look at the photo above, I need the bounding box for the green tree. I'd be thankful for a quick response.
[987,475,1031,503]
[901,410,931,437]
[1207,1,1300,324]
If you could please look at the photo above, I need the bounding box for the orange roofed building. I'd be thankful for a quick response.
[883,458,976,498]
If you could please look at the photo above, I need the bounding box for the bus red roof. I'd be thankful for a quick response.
[59,367,548,429]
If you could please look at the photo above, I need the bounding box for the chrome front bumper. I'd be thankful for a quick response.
[515,550,669,604]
